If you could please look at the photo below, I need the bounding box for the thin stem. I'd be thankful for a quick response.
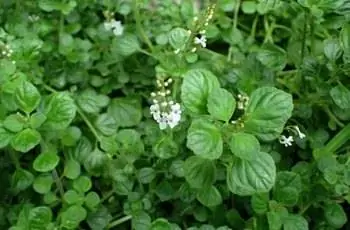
[324,106,344,128]
[100,189,115,204]
[76,106,102,142]
[300,11,307,65]
[133,0,154,52]
[250,15,258,39]
[52,169,65,199]
[107,215,132,228]
[233,0,241,31]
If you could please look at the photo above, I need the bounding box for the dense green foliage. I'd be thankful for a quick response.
[1,0,350,229]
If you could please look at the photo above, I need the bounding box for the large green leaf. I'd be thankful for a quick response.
[207,87,236,122]
[186,119,223,159]
[42,92,77,130]
[324,203,347,228]
[11,128,41,153]
[168,27,190,49]
[15,81,41,114]
[227,152,276,195]
[181,69,220,114]
[184,156,216,189]
[108,98,142,127]
[228,132,260,160]
[283,214,308,230]
[33,152,60,172]
[243,87,293,141]
[196,185,223,207]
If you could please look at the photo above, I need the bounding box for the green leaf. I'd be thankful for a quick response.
[3,114,25,133]
[283,214,308,230]
[64,159,81,179]
[181,69,220,114]
[73,176,92,193]
[267,210,286,230]
[186,119,223,159]
[150,218,171,230]
[33,174,53,194]
[30,112,47,129]
[87,206,112,230]
[132,211,151,230]
[243,87,293,141]
[61,126,82,147]
[28,206,52,229]
[168,27,190,49]
[137,167,156,184]
[115,129,144,161]
[84,192,100,210]
[227,152,276,196]
[114,34,140,56]
[38,0,60,11]
[324,203,347,228]
[15,81,41,113]
[76,89,109,114]
[184,156,216,189]
[273,171,302,206]
[108,98,142,127]
[42,92,76,130]
[94,113,117,136]
[241,1,257,14]
[207,87,236,122]
[256,43,287,71]
[228,132,260,160]
[330,84,350,109]
[324,39,342,61]
[61,205,87,229]
[11,168,34,192]
[83,148,109,176]
[33,152,60,172]
[196,185,223,207]
[11,128,41,153]
[340,24,350,62]
[251,193,269,214]
[153,136,179,159]
[64,190,83,205]
[0,127,14,148]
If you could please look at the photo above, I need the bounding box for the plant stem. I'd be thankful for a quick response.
[107,215,132,228]
[233,0,240,31]
[76,106,102,142]
[133,0,154,52]
[8,150,20,169]
[52,169,65,199]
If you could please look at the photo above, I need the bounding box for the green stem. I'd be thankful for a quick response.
[324,106,344,128]
[107,215,132,228]
[133,0,154,52]
[300,11,307,65]
[8,150,20,169]
[233,0,241,31]
[323,123,350,154]
[250,15,258,39]
[76,106,102,142]
[100,189,115,204]
[52,169,65,199]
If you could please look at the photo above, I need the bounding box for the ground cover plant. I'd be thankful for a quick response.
[1,0,350,229]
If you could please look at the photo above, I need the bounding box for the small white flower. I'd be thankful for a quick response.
[174,49,180,54]
[279,135,294,147]
[194,35,207,48]
[104,19,124,36]
[151,92,156,97]
[294,126,306,139]
[150,104,160,114]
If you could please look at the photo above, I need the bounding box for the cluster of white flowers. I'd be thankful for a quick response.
[104,19,124,36]
[237,94,249,110]
[149,78,182,130]
[1,44,13,58]
[279,126,306,147]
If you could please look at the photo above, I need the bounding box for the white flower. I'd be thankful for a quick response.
[194,35,207,48]
[294,126,306,139]
[279,135,294,147]
[104,19,124,36]
[174,49,180,54]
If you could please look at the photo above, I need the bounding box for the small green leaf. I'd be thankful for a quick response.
[132,211,152,230]
[273,171,302,206]
[207,87,236,122]
[61,205,87,229]
[76,89,109,114]
[227,152,276,196]
[184,156,216,189]
[244,87,293,141]
[33,152,60,172]
[186,119,223,159]
[73,176,92,193]
[196,185,223,207]
[137,168,156,184]
[15,81,41,113]
[114,34,140,56]
[324,39,342,61]
[28,206,52,229]
[228,132,260,160]
[108,98,142,127]
[181,69,220,114]
[330,84,350,109]
[3,114,25,133]
[42,92,76,130]
[256,43,287,71]
[153,136,179,159]
[87,206,112,230]
[11,168,34,192]
[30,111,47,129]
[241,1,257,14]
[84,192,100,210]
[33,174,53,194]
[150,218,171,230]
[251,193,269,214]
[0,127,14,148]
[94,113,117,136]
[64,190,83,205]
[168,27,190,49]
[64,159,81,179]
[283,214,308,230]
[324,203,347,228]
[11,128,41,153]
